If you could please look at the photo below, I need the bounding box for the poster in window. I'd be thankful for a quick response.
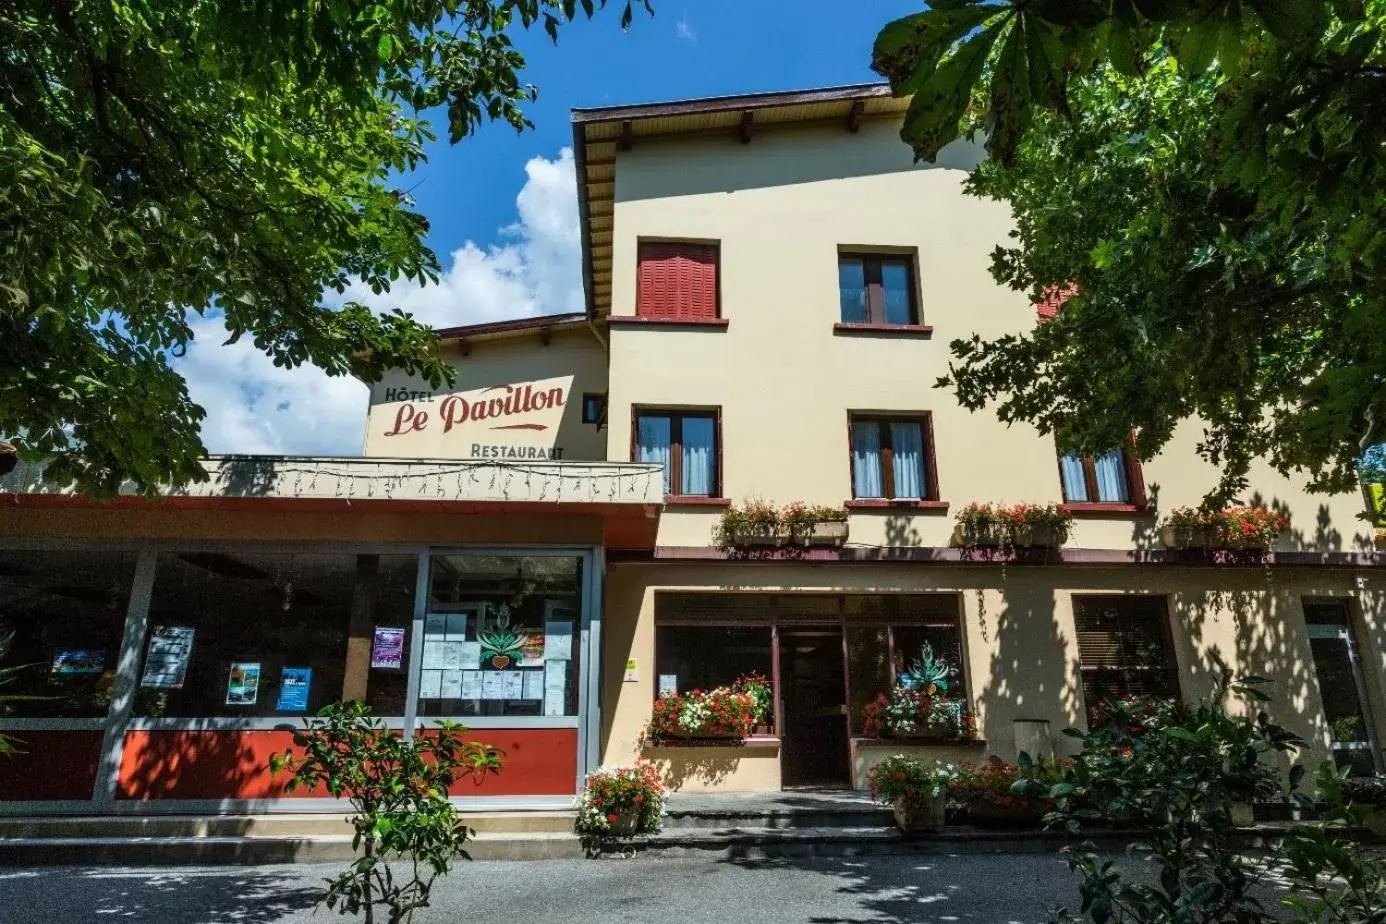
[421,640,446,671]
[519,634,545,668]
[543,662,566,716]
[543,619,573,661]
[460,670,482,700]
[369,627,406,670]
[419,670,442,699]
[276,667,312,712]
[481,671,507,700]
[440,670,463,699]
[424,613,446,638]
[141,625,195,689]
[225,662,262,706]
[51,649,106,675]
[658,674,678,697]
[445,613,468,638]
[522,670,544,700]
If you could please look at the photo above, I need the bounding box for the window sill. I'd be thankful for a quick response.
[833,322,933,338]
[1061,503,1152,516]
[608,316,729,330]
[663,496,732,507]
[644,736,780,749]
[845,499,950,512]
[852,736,986,748]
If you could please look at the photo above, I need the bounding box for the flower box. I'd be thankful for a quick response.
[809,520,849,545]
[738,533,782,548]
[1010,524,1066,549]
[1160,524,1222,549]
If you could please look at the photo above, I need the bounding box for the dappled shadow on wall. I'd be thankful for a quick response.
[1177,577,1323,759]
[117,727,286,802]
[975,581,1083,762]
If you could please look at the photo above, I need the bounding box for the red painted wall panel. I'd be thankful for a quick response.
[0,731,104,801]
[116,727,577,800]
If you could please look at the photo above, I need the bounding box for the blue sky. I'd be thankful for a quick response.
[178,2,923,456]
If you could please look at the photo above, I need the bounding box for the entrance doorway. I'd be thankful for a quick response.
[778,630,850,787]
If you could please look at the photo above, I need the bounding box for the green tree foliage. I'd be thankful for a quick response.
[1023,682,1386,924]
[270,702,504,924]
[873,2,1386,502]
[1,0,647,496]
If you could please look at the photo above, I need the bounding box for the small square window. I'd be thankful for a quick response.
[581,393,606,425]
[838,253,919,325]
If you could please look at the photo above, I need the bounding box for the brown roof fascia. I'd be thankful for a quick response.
[569,82,892,125]
[432,312,587,343]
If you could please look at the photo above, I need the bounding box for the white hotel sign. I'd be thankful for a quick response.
[368,375,573,460]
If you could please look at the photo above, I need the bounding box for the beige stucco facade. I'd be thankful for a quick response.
[364,323,609,463]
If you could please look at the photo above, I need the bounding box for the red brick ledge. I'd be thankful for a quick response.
[608,546,1385,567]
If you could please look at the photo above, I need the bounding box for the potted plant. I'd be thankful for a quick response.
[576,762,666,837]
[645,684,758,743]
[1160,506,1289,550]
[806,504,849,544]
[1161,507,1221,549]
[867,755,955,834]
[1000,503,1073,548]
[949,758,1057,828]
[1341,773,1386,837]
[953,503,1005,546]
[733,672,774,735]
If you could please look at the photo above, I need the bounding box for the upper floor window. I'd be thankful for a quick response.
[635,408,719,497]
[1059,447,1142,506]
[636,241,719,321]
[581,392,607,425]
[850,413,936,500]
[838,253,918,325]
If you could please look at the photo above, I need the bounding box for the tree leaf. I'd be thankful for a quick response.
[987,20,1033,160]
[1247,0,1326,43]
[901,18,1007,161]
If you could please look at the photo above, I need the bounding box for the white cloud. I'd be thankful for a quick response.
[676,13,697,43]
[176,147,582,455]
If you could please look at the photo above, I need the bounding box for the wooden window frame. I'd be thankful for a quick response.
[631,406,723,501]
[846,412,941,504]
[837,252,920,326]
[635,240,722,322]
[1057,442,1148,513]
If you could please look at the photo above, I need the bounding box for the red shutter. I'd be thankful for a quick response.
[637,242,718,320]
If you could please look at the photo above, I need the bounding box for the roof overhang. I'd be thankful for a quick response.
[571,83,908,318]
[2,455,666,550]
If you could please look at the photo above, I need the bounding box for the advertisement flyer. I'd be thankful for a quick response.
[543,620,573,660]
[51,649,106,675]
[543,662,566,716]
[522,670,544,700]
[275,667,312,711]
[225,662,262,706]
[369,627,406,670]
[140,625,195,689]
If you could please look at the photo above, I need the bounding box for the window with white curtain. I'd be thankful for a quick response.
[634,410,719,497]
[1059,448,1137,505]
[849,415,934,500]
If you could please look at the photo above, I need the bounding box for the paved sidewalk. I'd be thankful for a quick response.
[0,853,1094,923]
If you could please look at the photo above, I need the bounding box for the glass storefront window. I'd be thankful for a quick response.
[419,554,583,718]
[0,549,136,718]
[135,551,391,719]
[655,626,773,699]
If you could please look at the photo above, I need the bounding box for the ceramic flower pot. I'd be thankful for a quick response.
[608,810,641,837]
[892,795,946,834]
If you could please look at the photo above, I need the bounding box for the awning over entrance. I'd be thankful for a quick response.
[1,455,666,550]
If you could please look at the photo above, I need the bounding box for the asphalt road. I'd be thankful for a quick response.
[0,853,1120,924]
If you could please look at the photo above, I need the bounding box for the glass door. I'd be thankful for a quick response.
[1304,601,1381,776]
